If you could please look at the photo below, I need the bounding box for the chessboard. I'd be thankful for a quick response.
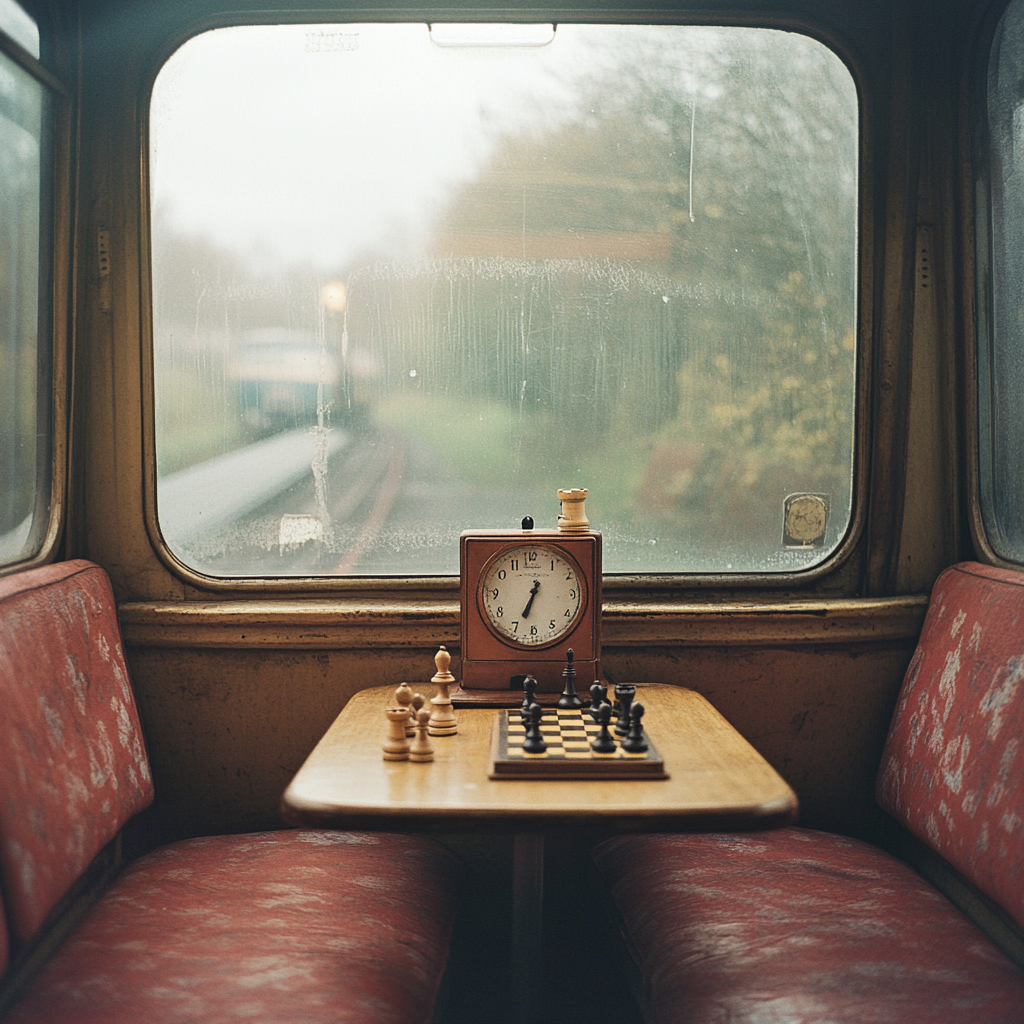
[488,708,668,780]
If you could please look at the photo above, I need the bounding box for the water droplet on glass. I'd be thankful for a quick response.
[409,369,417,378]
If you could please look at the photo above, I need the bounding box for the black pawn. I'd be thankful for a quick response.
[590,702,617,754]
[620,702,649,754]
[521,675,538,723]
[614,683,636,736]
[558,649,583,709]
[522,703,547,754]
[589,681,606,722]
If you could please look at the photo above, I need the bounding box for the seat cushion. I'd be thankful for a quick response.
[6,829,459,1024]
[877,561,1024,928]
[0,560,154,947]
[594,828,1024,1024]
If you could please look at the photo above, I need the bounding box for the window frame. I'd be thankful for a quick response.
[137,5,873,596]
[968,0,1024,571]
[0,18,71,579]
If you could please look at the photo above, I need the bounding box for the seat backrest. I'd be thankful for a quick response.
[0,561,154,949]
[877,561,1024,929]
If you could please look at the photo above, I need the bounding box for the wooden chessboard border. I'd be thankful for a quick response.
[488,708,668,780]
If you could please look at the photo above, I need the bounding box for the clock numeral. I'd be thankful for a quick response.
[496,606,503,617]
[497,570,506,580]
[549,620,556,630]
[550,560,555,570]
[530,625,538,636]
[569,589,576,600]
[510,559,519,571]
[564,608,572,617]
[565,570,573,580]
[527,551,537,562]
[491,588,499,600]
[511,621,519,632]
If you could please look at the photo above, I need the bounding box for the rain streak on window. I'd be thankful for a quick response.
[149,23,858,577]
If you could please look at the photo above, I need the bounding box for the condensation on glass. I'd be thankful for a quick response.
[149,23,858,577]
[979,0,1024,565]
[0,0,39,58]
[0,32,53,570]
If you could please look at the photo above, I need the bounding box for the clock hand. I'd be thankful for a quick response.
[521,580,540,618]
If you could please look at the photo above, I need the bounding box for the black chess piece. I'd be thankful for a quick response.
[589,681,606,722]
[590,702,617,754]
[521,675,538,723]
[522,702,547,754]
[614,683,636,736]
[557,648,583,709]
[620,702,649,754]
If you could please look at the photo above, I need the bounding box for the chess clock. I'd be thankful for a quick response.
[458,488,602,700]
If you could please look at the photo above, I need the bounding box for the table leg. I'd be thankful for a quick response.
[511,833,544,1024]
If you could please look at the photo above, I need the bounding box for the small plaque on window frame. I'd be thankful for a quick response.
[782,493,829,548]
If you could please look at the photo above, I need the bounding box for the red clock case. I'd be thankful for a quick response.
[459,528,602,696]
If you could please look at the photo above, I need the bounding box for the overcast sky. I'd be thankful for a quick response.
[150,22,585,272]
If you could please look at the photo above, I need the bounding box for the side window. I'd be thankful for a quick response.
[0,2,56,571]
[979,0,1024,565]
[149,23,858,579]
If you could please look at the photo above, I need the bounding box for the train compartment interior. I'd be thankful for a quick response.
[1,0,1023,1020]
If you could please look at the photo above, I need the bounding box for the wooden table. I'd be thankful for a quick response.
[282,684,797,1022]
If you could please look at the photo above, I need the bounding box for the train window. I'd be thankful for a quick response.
[978,0,1024,566]
[149,23,858,578]
[0,0,38,58]
[0,19,54,570]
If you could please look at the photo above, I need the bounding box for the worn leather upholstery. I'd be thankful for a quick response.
[7,829,459,1024]
[594,828,1024,1024]
[877,561,1024,928]
[0,560,460,1024]
[0,560,154,947]
[594,561,1024,1023]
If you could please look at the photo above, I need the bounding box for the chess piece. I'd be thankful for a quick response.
[620,702,649,754]
[521,703,547,754]
[410,692,426,736]
[557,648,583,709]
[589,680,606,722]
[521,675,539,722]
[409,707,434,762]
[394,682,414,736]
[428,646,458,736]
[382,705,411,760]
[590,702,616,754]
[614,683,636,736]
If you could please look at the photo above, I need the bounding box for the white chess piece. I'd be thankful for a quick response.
[428,646,458,737]
[409,707,434,762]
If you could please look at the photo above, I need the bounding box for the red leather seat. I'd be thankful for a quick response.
[0,561,458,1023]
[594,563,1024,1023]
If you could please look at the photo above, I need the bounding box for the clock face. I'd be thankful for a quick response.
[478,544,585,647]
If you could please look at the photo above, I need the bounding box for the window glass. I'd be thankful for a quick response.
[0,46,52,568]
[980,0,1024,564]
[150,23,858,577]
[0,0,38,58]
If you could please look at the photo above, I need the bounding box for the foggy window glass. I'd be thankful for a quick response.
[980,0,1024,565]
[0,0,38,58]
[0,46,52,569]
[149,23,858,577]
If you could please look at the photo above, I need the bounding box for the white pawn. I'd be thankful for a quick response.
[409,707,434,762]
[428,646,458,737]
[410,692,426,737]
